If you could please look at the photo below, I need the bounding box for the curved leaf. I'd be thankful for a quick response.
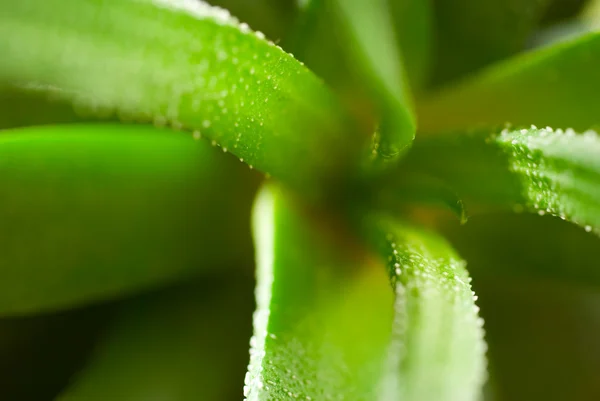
[291,0,416,164]
[57,281,253,401]
[244,185,486,400]
[362,216,486,401]
[419,32,600,133]
[400,126,600,234]
[0,124,257,316]
[244,184,393,400]
[0,0,364,194]
[430,0,551,86]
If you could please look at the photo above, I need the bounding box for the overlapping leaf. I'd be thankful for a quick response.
[0,0,365,193]
[244,185,486,400]
[291,0,417,164]
[399,127,600,234]
[0,124,257,315]
[245,185,393,400]
[419,32,600,132]
[362,216,486,401]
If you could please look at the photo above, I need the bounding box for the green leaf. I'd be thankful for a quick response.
[57,281,253,401]
[244,185,486,400]
[390,0,434,91]
[419,32,600,133]
[430,0,551,86]
[400,126,600,235]
[0,124,257,316]
[291,0,416,164]
[244,184,394,400]
[0,0,364,194]
[361,216,486,401]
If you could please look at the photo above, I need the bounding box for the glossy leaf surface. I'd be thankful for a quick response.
[419,32,600,132]
[401,127,600,234]
[0,0,364,193]
[362,216,486,401]
[0,124,257,315]
[244,185,486,400]
[245,185,393,400]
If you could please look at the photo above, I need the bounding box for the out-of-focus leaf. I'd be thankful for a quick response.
[419,32,600,132]
[0,304,114,401]
[541,0,590,26]
[473,276,600,401]
[244,184,393,400]
[0,124,257,316]
[291,0,416,165]
[0,0,365,194]
[400,126,600,235]
[582,0,600,28]
[367,173,468,224]
[437,212,600,401]
[390,0,434,91]
[430,0,551,86]
[438,212,600,289]
[362,216,486,401]
[0,84,81,129]
[244,185,485,400]
[208,0,297,41]
[57,280,254,401]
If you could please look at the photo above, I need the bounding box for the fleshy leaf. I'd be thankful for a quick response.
[0,0,365,193]
[244,185,486,400]
[0,124,257,316]
[400,126,600,234]
[362,216,486,401]
[419,32,600,133]
[57,281,253,401]
[244,184,394,400]
[291,0,416,164]
[430,0,551,86]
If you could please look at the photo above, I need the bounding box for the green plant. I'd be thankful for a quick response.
[1,0,600,400]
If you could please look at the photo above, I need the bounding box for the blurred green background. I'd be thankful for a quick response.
[2,0,600,400]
